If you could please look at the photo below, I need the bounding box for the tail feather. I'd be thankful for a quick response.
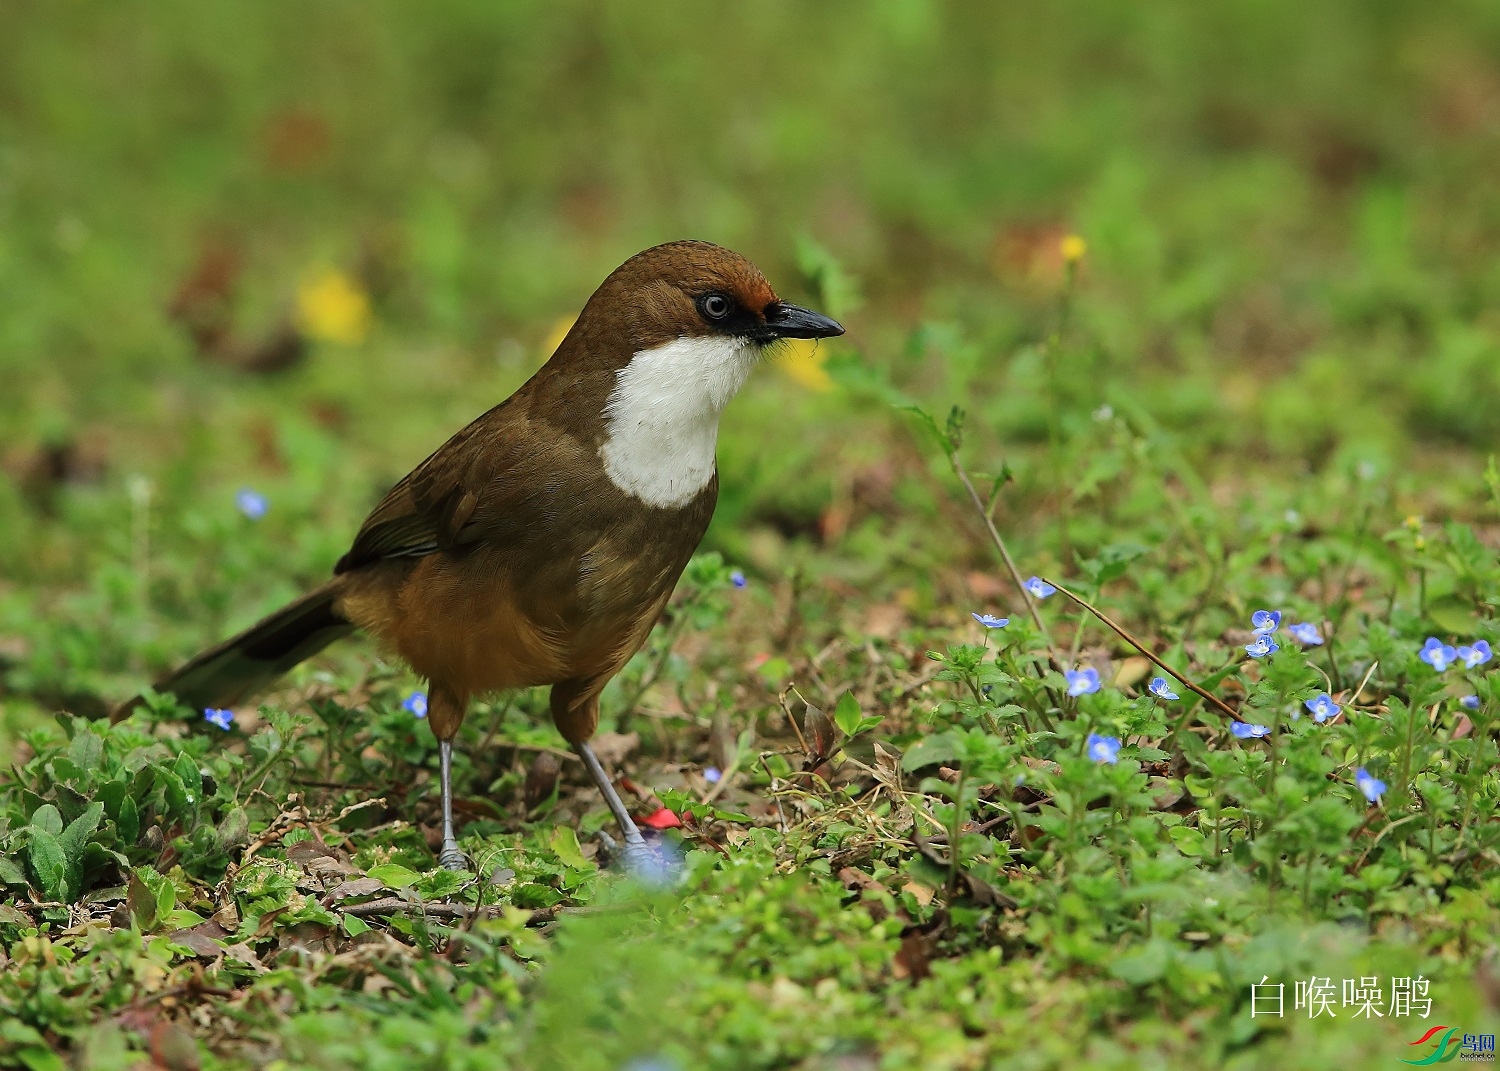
[114,581,354,721]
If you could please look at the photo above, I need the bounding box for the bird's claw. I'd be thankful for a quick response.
[437,841,469,872]
[595,829,680,885]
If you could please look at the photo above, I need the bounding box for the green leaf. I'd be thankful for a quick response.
[118,795,140,846]
[657,788,751,824]
[1427,595,1477,635]
[157,767,190,816]
[415,869,470,899]
[367,863,420,890]
[28,829,68,901]
[1168,825,1207,857]
[173,753,203,806]
[162,908,205,929]
[29,804,63,836]
[548,825,591,870]
[342,913,370,938]
[17,1047,67,1071]
[127,869,157,930]
[67,730,104,777]
[98,777,129,821]
[900,731,964,773]
[1108,939,1173,984]
[832,692,863,736]
[895,405,950,453]
[0,857,27,885]
[58,802,104,866]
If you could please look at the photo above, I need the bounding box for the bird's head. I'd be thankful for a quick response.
[535,241,845,509]
[551,240,843,377]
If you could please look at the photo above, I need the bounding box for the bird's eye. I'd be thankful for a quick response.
[700,293,731,321]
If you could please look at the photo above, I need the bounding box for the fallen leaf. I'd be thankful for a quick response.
[641,807,682,830]
[326,877,386,902]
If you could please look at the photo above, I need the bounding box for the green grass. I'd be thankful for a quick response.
[3,3,1500,1068]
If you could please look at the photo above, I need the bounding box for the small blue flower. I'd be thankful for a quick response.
[1231,721,1271,739]
[1024,576,1057,600]
[1086,733,1121,764]
[403,691,428,719]
[1457,640,1492,669]
[1304,693,1341,723]
[1419,637,1458,672]
[1354,766,1387,804]
[1287,622,1323,646]
[235,488,268,520]
[1065,667,1101,697]
[971,612,1010,629]
[730,569,747,589]
[1250,609,1282,635]
[1244,636,1279,658]
[1460,695,1480,710]
[203,707,234,731]
[1147,676,1179,701]
[703,766,722,784]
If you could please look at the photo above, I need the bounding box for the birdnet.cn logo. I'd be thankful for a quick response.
[1400,1026,1495,1064]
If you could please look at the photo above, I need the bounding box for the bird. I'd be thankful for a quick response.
[115,240,844,872]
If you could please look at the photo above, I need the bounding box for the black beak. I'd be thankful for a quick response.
[764,302,845,340]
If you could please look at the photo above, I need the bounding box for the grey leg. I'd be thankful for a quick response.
[437,739,468,871]
[573,740,656,875]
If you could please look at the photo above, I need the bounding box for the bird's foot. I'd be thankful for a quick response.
[437,840,469,872]
[596,829,680,886]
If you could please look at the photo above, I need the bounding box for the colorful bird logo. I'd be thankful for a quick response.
[1401,1026,1461,1065]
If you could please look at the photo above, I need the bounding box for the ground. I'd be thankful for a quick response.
[2,4,1499,1069]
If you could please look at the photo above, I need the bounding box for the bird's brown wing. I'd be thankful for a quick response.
[334,413,502,574]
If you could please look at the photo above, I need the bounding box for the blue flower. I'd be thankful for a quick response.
[235,488,268,520]
[971,612,1010,629]
[1147,676,1179,700]
[1244,636,1279,658]
[1287,622,1323,646]
[1458,640,1492,669]
[1250,609,1282,635]
[1024,576,1057,600]
[1304,693,1341,723]
[1231,721,1271,739]
[730,569,747,589]
[1419,637,1458,672]
[203,707,234,731]
[1086,733,1121,764]
[1066,667,1101,697]
[1354,767,1387,803]
[1460,695,1480,710]
[703,766,722,784]
[403,692,428,719]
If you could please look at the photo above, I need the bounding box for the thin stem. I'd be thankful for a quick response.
[946,765,967,906]
[1043,577,1241,723]
[951,456,1058,658]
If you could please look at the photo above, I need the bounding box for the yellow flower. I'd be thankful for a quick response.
[296,269,371,345]
[1404,514,1423,531]
[542,316,576,360]
[775,338,834,391]
[1060,234,1087,263]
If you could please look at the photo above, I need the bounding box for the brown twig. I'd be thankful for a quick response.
[1041,576,1242,723]
[951,456,1058,662]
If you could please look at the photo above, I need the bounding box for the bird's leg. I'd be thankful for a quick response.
[437,739,467,871]
[554,680,670,879]
[573,740,656,874]
[429,687,470,871]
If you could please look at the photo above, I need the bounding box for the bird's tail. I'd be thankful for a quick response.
[113,580,354,721]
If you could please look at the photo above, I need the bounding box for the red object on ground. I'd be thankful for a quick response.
[641,806,682,830]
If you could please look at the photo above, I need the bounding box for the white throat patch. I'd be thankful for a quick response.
[599,335,757,508]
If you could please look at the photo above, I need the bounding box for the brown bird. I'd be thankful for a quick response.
[117,240,843,871]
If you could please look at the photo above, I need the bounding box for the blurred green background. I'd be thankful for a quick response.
[4,0,1500,723]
